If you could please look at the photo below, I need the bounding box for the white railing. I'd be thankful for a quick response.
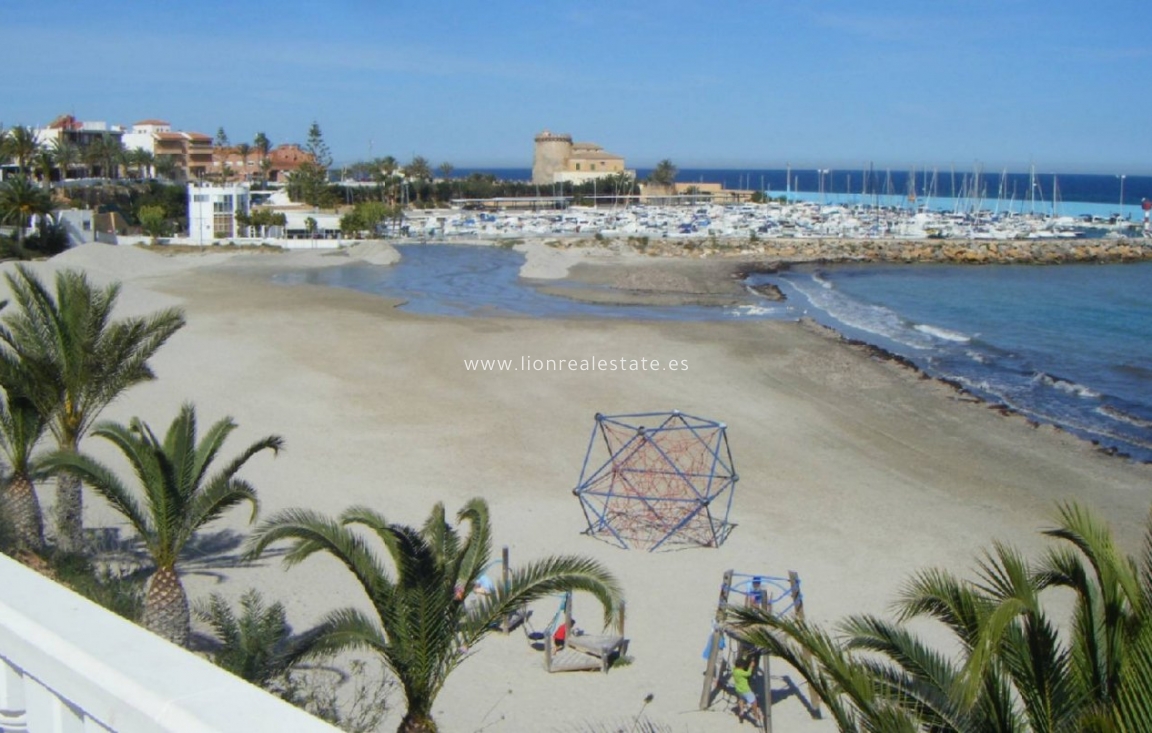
[0,554,338,732]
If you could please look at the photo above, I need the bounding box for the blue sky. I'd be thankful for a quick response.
[3,0,1149,173]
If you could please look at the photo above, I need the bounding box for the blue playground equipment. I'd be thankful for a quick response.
[699,569,818,729]
[572,410,738,551]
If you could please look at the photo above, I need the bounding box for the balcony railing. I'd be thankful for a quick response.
[0,554,338,732]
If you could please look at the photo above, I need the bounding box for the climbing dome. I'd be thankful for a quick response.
[573,411,738,551]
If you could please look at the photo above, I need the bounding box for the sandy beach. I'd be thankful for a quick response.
[8,243,1152,732]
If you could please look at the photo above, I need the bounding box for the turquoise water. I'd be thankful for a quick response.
[274,244,793,321]
[763,263,1152,461]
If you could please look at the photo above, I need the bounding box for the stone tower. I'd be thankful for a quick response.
[532,130,573,185]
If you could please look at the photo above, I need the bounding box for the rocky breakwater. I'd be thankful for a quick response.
[545,235,1152,265]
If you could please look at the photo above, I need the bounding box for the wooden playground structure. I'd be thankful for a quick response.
[479,548,628,673]
[541,591,629,673]
[699,569,820,732]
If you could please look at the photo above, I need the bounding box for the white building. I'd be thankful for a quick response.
[188,182,250,242]
[121,119,172,154]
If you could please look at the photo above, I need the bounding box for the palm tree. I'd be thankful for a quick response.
[4,126,41,175]
[235,143,252,182]
[728,501,1152,731]
[195,588,300,686]
[649,159,678,187]
[377,156,399,204]
[154,153,178,181]
[253,133,271,186]
[42,404,283,645]
[0,265,186,552]
[51,139,80,181]
[245,497,625,733]
[127,148,155,180]
[0,376,50,553]
[33,149,55,189]
[0,176,52,250]
[84,134,124,180]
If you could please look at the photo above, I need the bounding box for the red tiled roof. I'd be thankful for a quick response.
[134,118,170,126]
[47,114,82,130]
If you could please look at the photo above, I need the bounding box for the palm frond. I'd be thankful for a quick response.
[245,508,392,602]
[39,447,153,550]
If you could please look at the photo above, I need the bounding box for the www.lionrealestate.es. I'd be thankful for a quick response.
[464,356,688,372]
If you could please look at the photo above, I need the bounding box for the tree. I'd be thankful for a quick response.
[244,497,624,733]
[377,156,400,204]
[341,201,396,238]
[0,266,186,552]
[288,162,333,209]
[84,133,125,180]
[0,373,50,553]
[403,156,432,183]
[51,139,80,181]
[3,126,41,175]
[212,128,231,183]
[253,132,271,187]
[138,204,168,240]
[649,159,678,187]
[0,176,52,250]
[154,153,178,181]
[127,149,155,180]
[33,149,55,188]
[728,501,1152,731]
[195,588,301,686]
[304,122,332,170]
[437,162,454,180]
[235,143,252,181]
[43,404,283,645]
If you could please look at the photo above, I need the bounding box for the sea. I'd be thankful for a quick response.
[454,167,1152,220]
[286,167,1152,461]
[754,263,1152,463]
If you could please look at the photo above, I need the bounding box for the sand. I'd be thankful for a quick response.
[6,243,1151,732]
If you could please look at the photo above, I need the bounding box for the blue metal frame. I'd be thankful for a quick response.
[573,410,739,551]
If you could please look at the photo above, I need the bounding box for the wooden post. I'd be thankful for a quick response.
[699,569,734,710]
[789,571,820,719]
[500,546,511,633]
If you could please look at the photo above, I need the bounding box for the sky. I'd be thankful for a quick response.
[3,0,1150,174]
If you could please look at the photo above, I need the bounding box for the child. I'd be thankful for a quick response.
[731,656,765,727]
[553,617,575,649]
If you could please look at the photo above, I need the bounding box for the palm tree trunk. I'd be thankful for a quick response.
[398,711,438,733]
[0,473,44,552]
[54,472,83,553]
[144,565,190,647]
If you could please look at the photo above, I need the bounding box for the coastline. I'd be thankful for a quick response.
[11,243,1152,732]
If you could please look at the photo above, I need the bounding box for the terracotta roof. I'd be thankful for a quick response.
[47,114,82,130]
[134,118,170,126]
[184,132,212,142]
[154,132,184,140]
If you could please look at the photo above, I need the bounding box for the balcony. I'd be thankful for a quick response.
[0,554,337,732]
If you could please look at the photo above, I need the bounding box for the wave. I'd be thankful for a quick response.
[914,323,972,343]
[728,304,777,317]
[1032,372,1101,399]
[785,273,935,350]
[1097,405,1152,429]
